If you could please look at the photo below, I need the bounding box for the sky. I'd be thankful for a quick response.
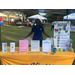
[39,9,47,16]
[39,13,47,16]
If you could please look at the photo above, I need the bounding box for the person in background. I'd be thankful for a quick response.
[0,17,3,22]
[25,19,51,47]
[44,20,45,25]
[51,21,54,30]
[74,23,75,26]
[11,18,14,22]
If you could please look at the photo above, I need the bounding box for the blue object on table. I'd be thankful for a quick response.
[53,47,57,53]
[63,49,67,52]
[0,22,4,26]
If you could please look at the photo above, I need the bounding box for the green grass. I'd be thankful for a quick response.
[1,24,53,47]
[1,26,33,47]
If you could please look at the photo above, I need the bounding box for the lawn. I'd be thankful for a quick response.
[1,24,53,46]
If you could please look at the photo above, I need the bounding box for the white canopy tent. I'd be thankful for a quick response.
[28,14,47,20]
[64,13,75,20]
[0,13,7,17]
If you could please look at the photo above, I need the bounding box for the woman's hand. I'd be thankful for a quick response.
[48,36,51,39]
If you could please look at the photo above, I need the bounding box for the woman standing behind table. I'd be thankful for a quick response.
[25,19,51,47]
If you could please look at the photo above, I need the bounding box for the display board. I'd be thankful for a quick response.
[2,43,7,52]
[42,40,51,52]
[31,40,40,52]
[10,42,15,52]
[19,40,28,52]
[54,21,70,50]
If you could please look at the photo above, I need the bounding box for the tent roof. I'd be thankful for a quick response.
[0,13,7,17]
[9,15,16,18]
[64,13,75,19]
[28,14,47,20]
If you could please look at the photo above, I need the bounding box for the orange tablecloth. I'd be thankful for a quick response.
[0,47,75,65]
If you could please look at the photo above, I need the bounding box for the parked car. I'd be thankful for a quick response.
[14,18,27,26]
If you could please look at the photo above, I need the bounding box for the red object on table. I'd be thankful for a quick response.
[0,17,3,21]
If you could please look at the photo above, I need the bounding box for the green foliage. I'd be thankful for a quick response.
[1,11,21,16]
[45,14,63,22]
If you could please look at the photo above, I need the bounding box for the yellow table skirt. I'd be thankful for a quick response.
[0,46,75,65]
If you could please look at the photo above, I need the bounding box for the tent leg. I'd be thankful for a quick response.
[23,14,25,22]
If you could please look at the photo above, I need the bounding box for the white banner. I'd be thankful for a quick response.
[54,21,70,50]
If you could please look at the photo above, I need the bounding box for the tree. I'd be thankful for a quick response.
[45,14,64,22]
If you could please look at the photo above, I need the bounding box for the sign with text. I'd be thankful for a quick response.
[10,42,15,52]
[54,21,70,50]
[42,40,51,52]
[19,40,28,52]
[2,43,7,53]
[31,40,40,52]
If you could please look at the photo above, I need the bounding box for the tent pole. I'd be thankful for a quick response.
[23,14,24,22]
[67,9,68,21]
[0,26,1,51]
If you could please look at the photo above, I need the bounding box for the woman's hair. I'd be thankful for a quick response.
[35,19,41,23]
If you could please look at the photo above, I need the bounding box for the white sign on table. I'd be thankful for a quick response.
[42,40,51,52]
[10,42,15,52]
[2,43,7,53]
[31,40,40,52]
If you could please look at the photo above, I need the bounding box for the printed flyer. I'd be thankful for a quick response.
[19,40,28,52]
[42,40,51,52]
[2,43,7,52]
[31,40,40,52]
[10,42,15,52]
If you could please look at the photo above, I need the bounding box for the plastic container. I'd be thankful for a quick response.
[53,47,57,53]
[59,49,63,51]
[63,49,67,52]
[0,22,4,25]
